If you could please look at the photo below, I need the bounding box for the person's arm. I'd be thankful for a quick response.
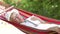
[30,16,46,24]
[48,26,60,34]
[0,1,10,8]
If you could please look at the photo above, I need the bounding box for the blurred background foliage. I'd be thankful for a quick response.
[4,0,60,20]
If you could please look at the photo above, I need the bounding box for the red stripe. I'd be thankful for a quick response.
[0,16,49,34]
[18,9,60,24]
[1,8,60,34]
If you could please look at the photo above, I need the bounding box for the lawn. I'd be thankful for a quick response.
[4,0,60,20]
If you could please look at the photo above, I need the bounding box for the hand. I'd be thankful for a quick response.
[30,16,45,24]
[48,26,60,34]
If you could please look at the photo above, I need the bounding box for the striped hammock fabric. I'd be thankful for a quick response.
[0,4,60,34]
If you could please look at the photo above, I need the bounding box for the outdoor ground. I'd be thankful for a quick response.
[0,20,25,34]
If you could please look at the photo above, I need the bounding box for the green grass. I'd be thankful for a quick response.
[4,0,60,20]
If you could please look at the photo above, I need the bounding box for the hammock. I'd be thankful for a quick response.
[0,7,60,34]
[0,2,60,34]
